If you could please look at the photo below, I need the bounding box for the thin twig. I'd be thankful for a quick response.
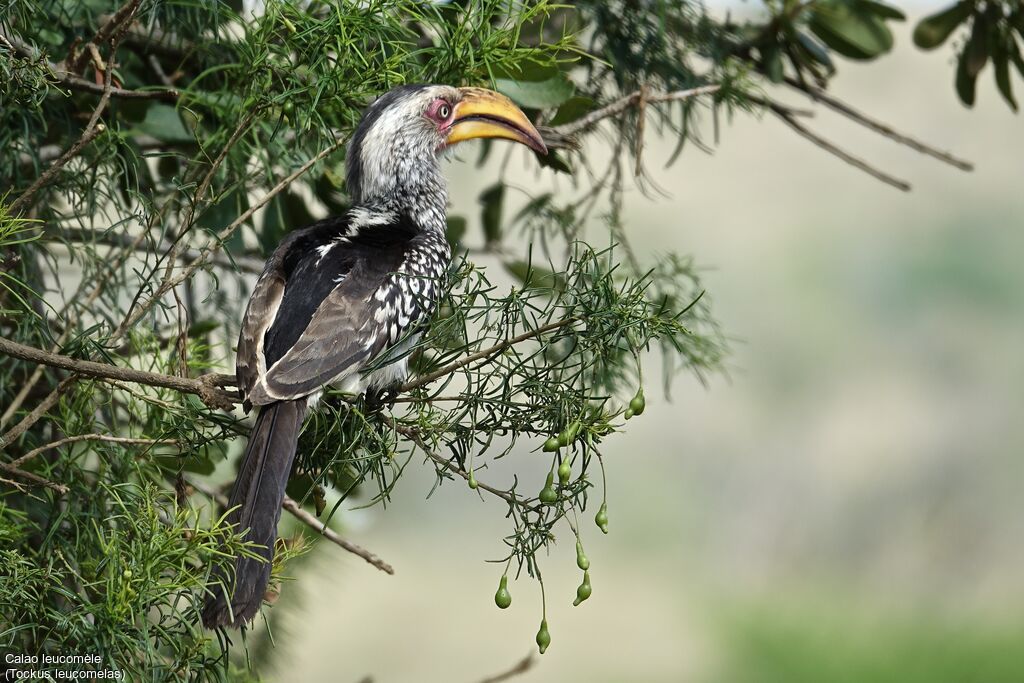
[187,476,394,575]
[551,84,721,137]
[395,423,538,513]
[0,377,78,451]
[784,78,974,172]
[281,497,395,575]
[68,0,140,74]
[115,136,349,337]
[0,461,68,495]
[400,316,579,393]
[767,102,912,192]
[2,30,177,101]
[11,434,178,468]
[8,125,107,215]
[0,336,237,412]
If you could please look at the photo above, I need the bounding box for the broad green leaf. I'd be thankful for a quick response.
[548,96,597,126]
[913,2,972,49]
[495,76,575,109]
[993,40,1018,111]
[858,0,905,21]
[964,13,990,77]
[955,52,977,107]
[1011,38,1024,80]
[479,183,504,246]
[808,3,893,60]
[537,150,572,175]
[135,104,193,143]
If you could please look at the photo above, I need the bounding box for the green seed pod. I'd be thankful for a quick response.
[575,540,590,570]
[494,574,512,609]
[573,571,592,606]
[122,569,133,579]
[543,437,560,452]
[558,459,571,485]
[468,471,478,489]
[624,407,634,420]
[557,430,569,447]
[565,421,581,443]
[629,388,646,415]
[536,619,551,654]
[539,471,558,504]
[595,502,609,534]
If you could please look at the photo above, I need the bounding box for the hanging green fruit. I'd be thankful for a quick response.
[573,571,592,606]
[494,574,512,609]
[536,619,551,654]
[629,387,646,415]
[539,472,558,504]
[543,436,560,452]
[558,458,571,485]
[576,539,590,570]
[595,502,609,533]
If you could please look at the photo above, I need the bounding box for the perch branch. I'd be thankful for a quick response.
[0,336,236,411]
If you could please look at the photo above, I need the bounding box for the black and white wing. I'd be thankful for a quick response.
[236,214,445,407]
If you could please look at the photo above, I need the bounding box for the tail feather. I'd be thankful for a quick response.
[202,399,306,628]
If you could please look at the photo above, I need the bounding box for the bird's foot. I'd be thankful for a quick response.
[363,384,400,413]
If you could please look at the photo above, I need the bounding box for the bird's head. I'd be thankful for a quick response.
[345,84,546,207]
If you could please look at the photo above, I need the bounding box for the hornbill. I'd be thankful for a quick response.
[201,85,546,628]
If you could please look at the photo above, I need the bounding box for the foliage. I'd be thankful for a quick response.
[0,0,991,679]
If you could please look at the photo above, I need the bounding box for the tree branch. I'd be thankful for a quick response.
[186,477,395,575]
[281,497,395,575]
[395,423,539,513]
[767,101,912,192]
[784,78,974,172]
[550,84,721,138]
[400,316,579,393]
[7,67,110,217]
[1,30,178,102]
[0,336,237,412]
[0,461,69,495]
[114,136,349,338]
[10,434,177,468]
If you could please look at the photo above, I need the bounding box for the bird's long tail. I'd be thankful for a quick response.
[202,399,306,628]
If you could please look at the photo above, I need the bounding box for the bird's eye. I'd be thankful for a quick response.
[437,102,451,119]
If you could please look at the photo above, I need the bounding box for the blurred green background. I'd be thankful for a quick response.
[259,6,1024,681]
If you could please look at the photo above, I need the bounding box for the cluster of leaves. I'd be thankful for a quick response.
[0,482,258,679]
[736,0,906,86]
[914,1,1024,110]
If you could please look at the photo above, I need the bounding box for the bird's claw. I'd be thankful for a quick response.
[363,384,400,413]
